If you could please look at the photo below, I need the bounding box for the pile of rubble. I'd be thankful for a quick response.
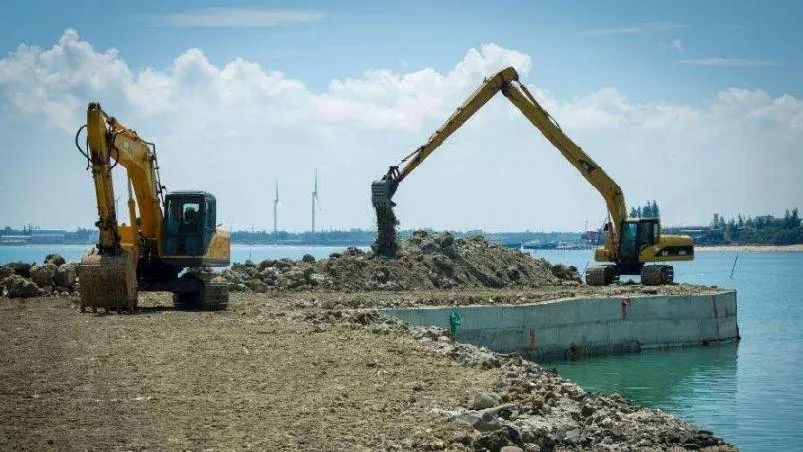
[0,254,78,298]
[221,232,582,293]
[307,310,734,451]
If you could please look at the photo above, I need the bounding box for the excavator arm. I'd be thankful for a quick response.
[86,103,164,252]
[372,67,520,203]
[372,67,628,255]
[499,78,628,253]
[79,102,166,312]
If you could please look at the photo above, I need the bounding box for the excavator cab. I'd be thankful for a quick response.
[619,218,660,270]
[163,191,217,257]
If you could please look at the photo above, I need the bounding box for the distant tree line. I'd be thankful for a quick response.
[231,228,376,245]
[1,226,97,244]
[708,208,802,245]
[629,201,660,218]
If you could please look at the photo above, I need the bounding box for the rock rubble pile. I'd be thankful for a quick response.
[220,232,582,293]
[308,309,734,451]
[1,254,78,298]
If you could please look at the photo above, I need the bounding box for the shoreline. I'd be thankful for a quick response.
[695,244,803,252]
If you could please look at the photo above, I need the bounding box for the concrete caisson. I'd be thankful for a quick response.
[382,291,738,361]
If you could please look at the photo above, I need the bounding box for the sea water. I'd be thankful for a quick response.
[531,248,803,451]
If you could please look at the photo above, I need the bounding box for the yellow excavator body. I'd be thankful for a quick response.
[372,67,694,286]
[77,102,230,312]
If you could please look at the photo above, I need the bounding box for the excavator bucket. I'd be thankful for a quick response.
[78,248,137,313]
[371,178,400,258]
[371,178,395,208]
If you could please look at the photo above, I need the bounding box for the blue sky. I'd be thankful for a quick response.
[3,0,799,102]
[0,1,801,231]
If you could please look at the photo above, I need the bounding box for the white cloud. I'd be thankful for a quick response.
[579,22,686,37]
[0,30,801,231]
[0,29,130,131]
[678,57,780,67]
[149,7,325,28]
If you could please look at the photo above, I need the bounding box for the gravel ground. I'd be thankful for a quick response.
[0,288,734,451]
[264,283,724,311]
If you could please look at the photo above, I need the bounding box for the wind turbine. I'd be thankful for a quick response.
[273,179,279,239]
[311,169,320,234]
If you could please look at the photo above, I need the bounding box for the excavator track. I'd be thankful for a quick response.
[173,271,229,311]
[585,265,618,286]
[640,265,674,286]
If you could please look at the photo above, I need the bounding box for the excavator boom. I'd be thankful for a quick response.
[372,67,519,207]
[372,67,628,256]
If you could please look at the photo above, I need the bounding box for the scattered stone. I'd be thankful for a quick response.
[257,259,277,271]
[344,246,364,257]
[44,253,66,267]
[301,254,316,263]
[6,262,32,278]
[471,392,501,410]
[54,263,77,289]
[500,446,524,452]
[435,231,455,248]
[29,263,57,287]
[550,264,582,283]
[0,265,14,281]
[246,280,269,293]
[420,239,439,254]
[2,275,39,298]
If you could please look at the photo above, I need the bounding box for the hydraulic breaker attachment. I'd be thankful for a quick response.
[78,248,137,313]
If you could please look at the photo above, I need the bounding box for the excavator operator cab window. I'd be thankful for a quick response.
[620,221,639,261]
[180,203,200,233]
[164,192,213,257]
[637,219,660,247]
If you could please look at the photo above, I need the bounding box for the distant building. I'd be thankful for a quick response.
[581,230,603,244]
[0,228,69,245]
[0,235,31,245]
[29,229,67,244]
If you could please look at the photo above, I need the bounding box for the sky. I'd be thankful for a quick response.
[0,0,801,232]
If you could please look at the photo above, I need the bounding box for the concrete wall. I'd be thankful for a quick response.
[382,291,738,361]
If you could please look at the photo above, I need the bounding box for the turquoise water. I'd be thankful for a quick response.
[532,249,803,451]
[2,244,801,449]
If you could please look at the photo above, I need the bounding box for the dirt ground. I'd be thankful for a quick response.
[0,285,732,451]
[0,293,497,451]
[267,283,722,311]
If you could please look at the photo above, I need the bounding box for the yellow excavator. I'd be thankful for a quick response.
[75,102,231,312]
[371,67,693,286]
